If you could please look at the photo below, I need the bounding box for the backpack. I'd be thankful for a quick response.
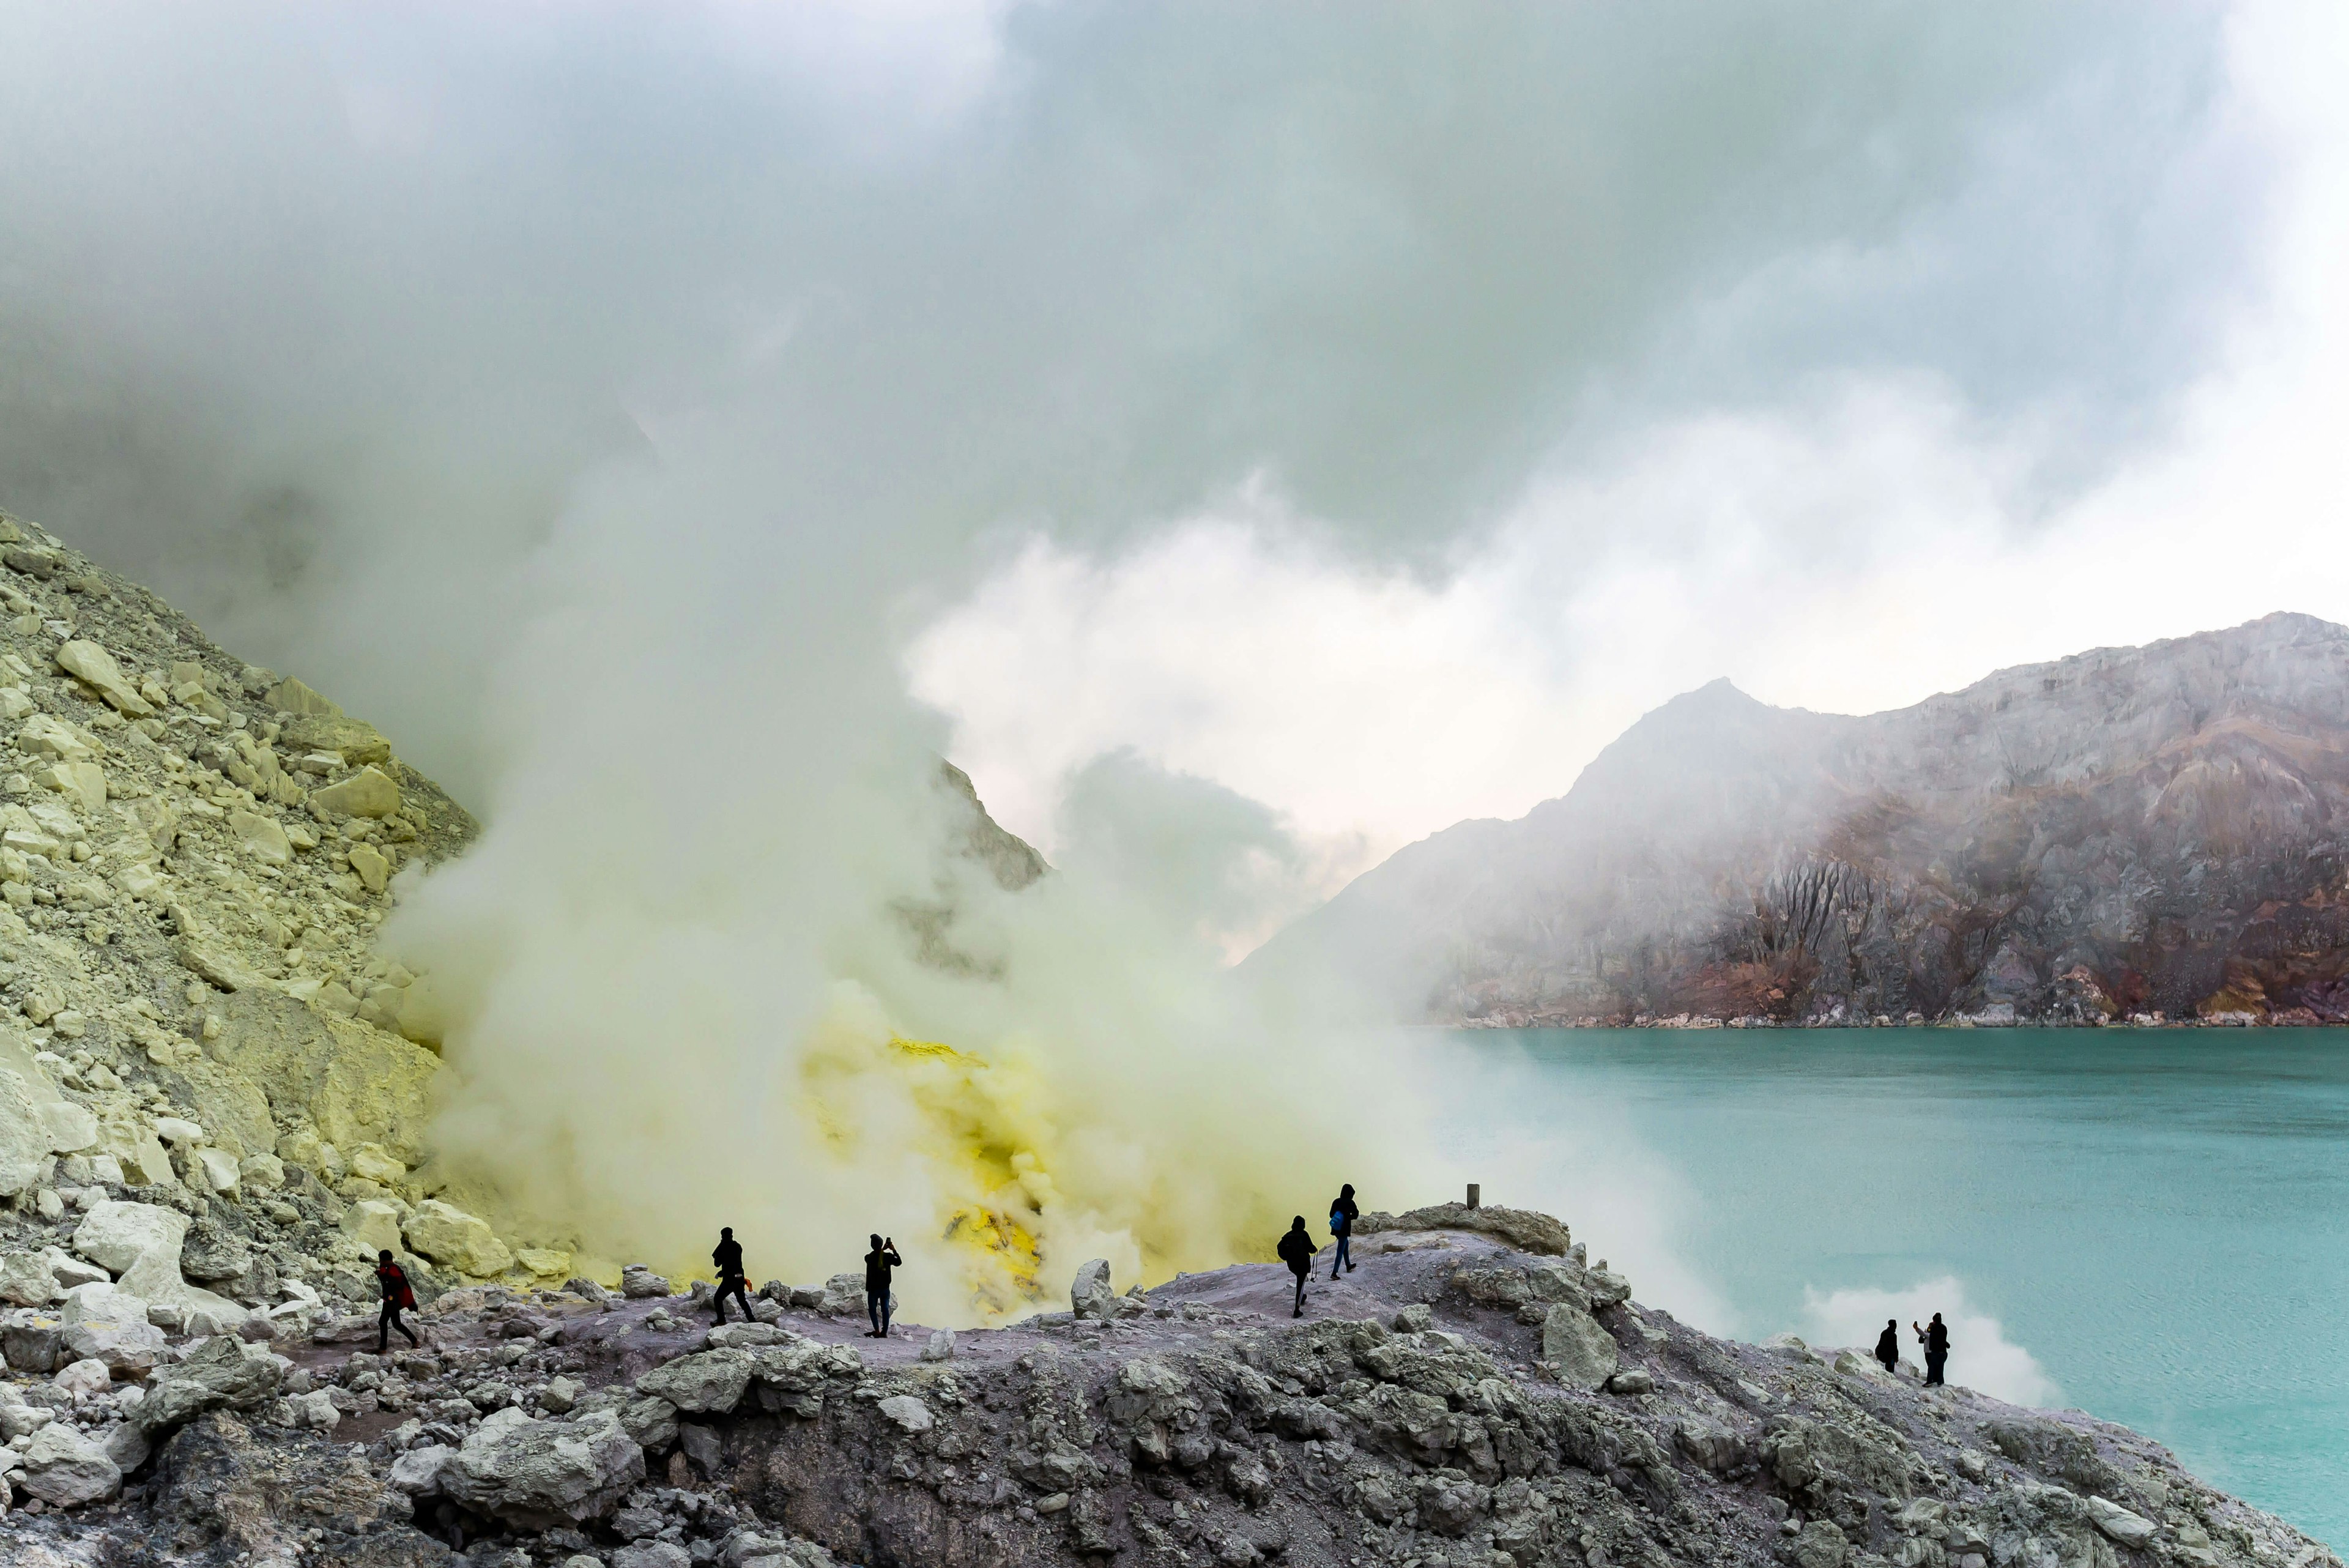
[1329,1208,1348,1236]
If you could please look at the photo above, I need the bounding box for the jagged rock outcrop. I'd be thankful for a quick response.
[25,1199,2309,1568]
[1252,614,2349,1027]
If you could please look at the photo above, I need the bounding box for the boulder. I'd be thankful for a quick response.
[921,1328,956,1362]
[3,1317,64,1373]
[116,1246,245,1331]
[281,715,390,767]
[0,1053,58,1197]
[348,842,392,893]
[60,1280,150,1326]
[227,811,292,866]
[0,1387,56,1438]
[311,765,401,819]
[55,640,154,717]
[53,1356,112,1397]
[265,677,341,718]
[59,1291,167,1375]
[620,1394,679,1451]
[17,713,91,764]
[42,1100,98,1154]
[1355,1202,1572,1257]
[813,1273,863,1316]
[100,1120,179,1186]
[636,1348,754,1415]
[1071,1258,1116,1321]
[16,1420,122,1506]
[2086,1496,2157,1548]
[103,1420,151,1474]
[706,1323,789,1350]
[389,1443,455,1496]
[440,1406,645,1528]
[46,1247,109,1288]
[130,1334,283,1436]
[621,1264,672,1299]
[288,1389,343,1430]
[615,1546,692,1568]
[179,1221,253,1284]
[72,1199,191,1274]
[193,1146,242,1195]
[0,1249,61,1306]
[403,1199,514,1277]
[152,1115,204,1146]
[333,1206,407,1271]
[878,1394,934,1433]
[1790,1519,1850,1568]
[1541,1302,1619,1391]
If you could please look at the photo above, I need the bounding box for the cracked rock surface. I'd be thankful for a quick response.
[1,1206,2332,1568]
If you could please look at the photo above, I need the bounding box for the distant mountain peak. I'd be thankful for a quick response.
[1248,614,2349,1028]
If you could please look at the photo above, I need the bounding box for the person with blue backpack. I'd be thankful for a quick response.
[1327,1183,1359,1279]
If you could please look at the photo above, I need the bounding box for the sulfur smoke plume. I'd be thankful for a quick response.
[0,2,2258,1316]
[369,450,1446,1320]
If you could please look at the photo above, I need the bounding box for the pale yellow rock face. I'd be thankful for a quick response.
[403,1198,513,1277]
[209,990,440,1165]
[0,1058,56,1195]
[282,715,391,767]
[161,1059,276,1162]
[347,842,392,893]
[516,1247,573,1279]
[264,675,342,717]
[341,1198,406,1257]
[311,765,402,819]
[228,810,293,866]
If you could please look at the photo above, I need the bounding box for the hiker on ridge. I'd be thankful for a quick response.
[711,1226,753,1325]
[1328,1183,1360,1279]
[865,1233,903,1339]
[1873,1318,1900,1375]
[376,1249,420,1353]
[1277,1216,1317,1317]
[1913,1312,1951,1386]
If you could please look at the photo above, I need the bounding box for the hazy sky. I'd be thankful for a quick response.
[4,0,2343,927]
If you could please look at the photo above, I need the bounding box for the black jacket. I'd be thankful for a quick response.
[1922,1321,1950,1356]
[1874,1326,1899,1364]
[865,1244,902,1293]
[713,1238,744,1282]
[1276,1226,1316,1273]
[1329,1194,1359,1236]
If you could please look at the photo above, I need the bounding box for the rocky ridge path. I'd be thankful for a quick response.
[0,1201,2327,1568]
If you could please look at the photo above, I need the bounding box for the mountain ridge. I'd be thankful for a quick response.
[1249,612,2349,1027]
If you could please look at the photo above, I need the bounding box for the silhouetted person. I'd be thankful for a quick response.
[1914,1312,1950,1386]
[1277,1216,1316,1317]
[711,1227,752,1325]
[865,1233,902,1338]
[376,1249,419,1353]
[1327,1184,1360,1280]
[1874,1318,1899,1374]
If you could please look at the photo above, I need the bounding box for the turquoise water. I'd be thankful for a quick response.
[1431,1028,2349,1545]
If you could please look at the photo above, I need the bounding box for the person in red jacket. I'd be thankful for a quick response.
[376,1249,420,1353]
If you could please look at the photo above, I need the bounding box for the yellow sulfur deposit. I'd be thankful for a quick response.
[796,1030,1057,1321]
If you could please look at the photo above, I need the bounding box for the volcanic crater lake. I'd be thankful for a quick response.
[1433,1027,2349,1544]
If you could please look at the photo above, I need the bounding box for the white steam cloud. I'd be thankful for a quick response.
[1802,1277,2060,1408]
